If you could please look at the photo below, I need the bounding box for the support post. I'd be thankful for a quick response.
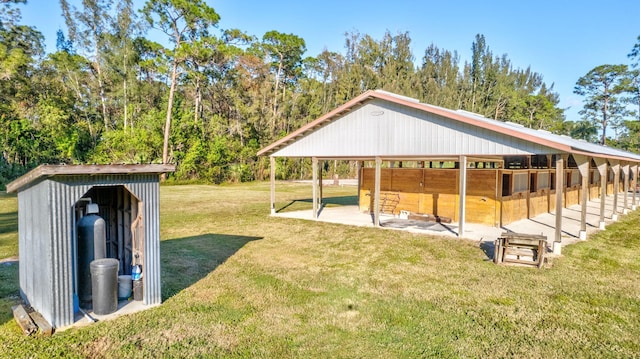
[546,155,552,213]
[633,164,638,210]
[594,158,607,229]
[312,157,318,219]
[574,155,589,240]
[319,160,323,210]
[622,163,629,214]
[374,157,382,227]
[554,155,564,255]
[458,155,467,237]
[270,156,276,215]
[357,161,363,208]
[612,161,620,221]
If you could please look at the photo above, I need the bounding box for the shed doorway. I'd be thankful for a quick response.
[74,185,144,281]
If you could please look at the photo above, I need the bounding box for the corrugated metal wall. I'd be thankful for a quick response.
[18,180,54,325]
[272,100,556,158]
[19,174,162,328]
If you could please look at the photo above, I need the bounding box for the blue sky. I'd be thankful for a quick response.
[18,0,640,122]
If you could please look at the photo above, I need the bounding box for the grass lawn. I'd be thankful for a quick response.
[1,182,640,358]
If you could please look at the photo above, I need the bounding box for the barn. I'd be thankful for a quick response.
[258,90,640,252]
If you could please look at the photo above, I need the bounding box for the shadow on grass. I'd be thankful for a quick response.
[0,211,17,235]
[277,195,358,213]
[0,261,19,327]
[160,234,262,301]
[479,241,496,260]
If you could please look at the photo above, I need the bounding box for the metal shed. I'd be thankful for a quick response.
[6,164,175,329]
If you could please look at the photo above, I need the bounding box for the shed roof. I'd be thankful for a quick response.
[6,164,176,194]
[258,90,640,163]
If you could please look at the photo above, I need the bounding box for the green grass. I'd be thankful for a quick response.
[0,192,18,260]
[1,183,640,357]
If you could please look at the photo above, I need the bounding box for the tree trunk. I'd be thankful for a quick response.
[123,78,128,133]
[194,76,201,127]
[162,60,179,169]
[272,53,284,133]
[123,47,128,133]
[93,40,108,128]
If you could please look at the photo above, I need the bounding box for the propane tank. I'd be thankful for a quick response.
[77,203,107,309]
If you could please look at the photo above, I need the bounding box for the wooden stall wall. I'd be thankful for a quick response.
[528,189,551,218]
[418,169,459,221]
[589,169,601,199]
[500,169,557,226]
[501,192,527,225]
[359,167,498,226]
[500,168,594,226]
[466,170,499,226]
[564,169,580,206]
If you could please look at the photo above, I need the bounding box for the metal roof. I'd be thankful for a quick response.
[7,164,176,193]
[257,90,640,163]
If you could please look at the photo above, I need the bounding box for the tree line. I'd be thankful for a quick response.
[1,0,639,189]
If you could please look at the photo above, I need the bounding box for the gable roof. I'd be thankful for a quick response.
[258,90,640,163]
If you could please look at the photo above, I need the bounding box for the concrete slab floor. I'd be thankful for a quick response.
[57,299,158,331]
[273,191,638,255]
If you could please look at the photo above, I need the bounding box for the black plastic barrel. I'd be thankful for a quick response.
[90,258,119,315]
[77,207,106,309]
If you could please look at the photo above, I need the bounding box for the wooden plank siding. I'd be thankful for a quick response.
[358,164,624,227]
[359,168,498,226]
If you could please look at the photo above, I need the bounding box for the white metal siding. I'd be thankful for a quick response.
[272,100,556,158]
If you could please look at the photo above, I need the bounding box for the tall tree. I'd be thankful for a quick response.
[0,0,26,28]
[574,64,629,145]
[261,30,306,132]
[627,37,640,121]
[417,44,461,109]
[378,31,415,95]
[142,0,220,166]
[106,0,140,132]
[60,0,113,128]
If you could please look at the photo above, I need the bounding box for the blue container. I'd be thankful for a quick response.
[132,265,142,280]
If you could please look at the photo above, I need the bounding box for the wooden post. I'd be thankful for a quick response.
[495,167,501,227]
[270,156,276,215]
[611,161,620,221]
[593,158,607,229]
[633,164,638,209]
[554,155,564,255]
[357,161,363,208]
[312,157,318,219]
[319,160,323,210]
[546,155,552,214]
[458,155,467,237]
[574,155,589,240]
[622,163,629,214]
[526,156,531,219]
[374,157,382,227]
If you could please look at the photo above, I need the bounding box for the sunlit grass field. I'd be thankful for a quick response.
[1,182,639,358]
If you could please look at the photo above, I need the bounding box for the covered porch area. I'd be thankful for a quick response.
[273,182,634,252]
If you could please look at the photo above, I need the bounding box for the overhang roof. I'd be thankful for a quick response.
[257,90,640,163]
[6,164,176,193]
